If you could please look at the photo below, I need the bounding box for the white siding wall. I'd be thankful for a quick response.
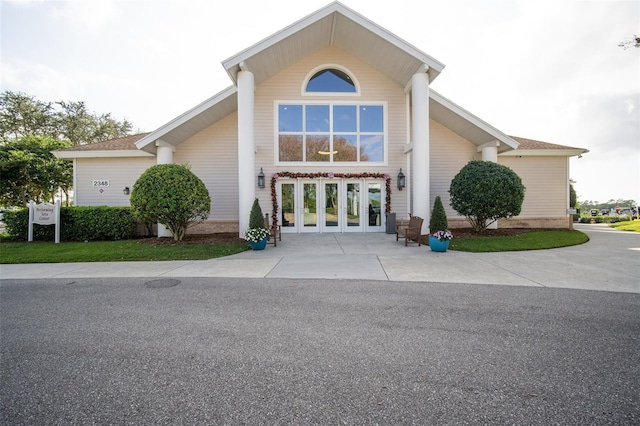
[500,156,568,218]
[253,46,409,217]
[75,157,155,206]
[429,120,479,219]
[174,112,239,220]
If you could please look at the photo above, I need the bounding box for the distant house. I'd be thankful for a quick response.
[54,2,587,237]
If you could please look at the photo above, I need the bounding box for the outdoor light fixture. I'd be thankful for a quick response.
[397,169,405,191]
[257,168,265,188]
[123,186,130,195]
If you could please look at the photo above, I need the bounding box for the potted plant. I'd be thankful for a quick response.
[244,198,269,250]
[428,196,453,252]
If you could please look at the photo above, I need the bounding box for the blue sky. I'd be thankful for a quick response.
[1,0,638,204]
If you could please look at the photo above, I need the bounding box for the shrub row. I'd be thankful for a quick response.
[3,206,139,241]
[578,216,632,224]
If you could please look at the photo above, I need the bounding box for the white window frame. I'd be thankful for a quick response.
[301,64,361,97]
[274,100,388,166]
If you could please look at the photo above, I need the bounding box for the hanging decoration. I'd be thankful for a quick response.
[270,171,392,227]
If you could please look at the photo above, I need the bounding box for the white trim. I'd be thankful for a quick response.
[222,2,445,84]
[500,149,588,157]
[135,86,238,152]
[274,100,388,166]
[301,64,361,96]
[53,150,154,159]
[430,89,520,150]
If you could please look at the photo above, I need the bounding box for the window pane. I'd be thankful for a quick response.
[305,105,329,132]
[281,183,295,227]
[278,105,302,132]
[333,135,357,162]
[361,135,383,162]
[306,135,330,162]
[360,105,383,132]
[279,135,303,161]
[333,105,357,132]
[306,69,356,92]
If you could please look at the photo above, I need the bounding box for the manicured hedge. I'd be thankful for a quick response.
[3,206,138,241]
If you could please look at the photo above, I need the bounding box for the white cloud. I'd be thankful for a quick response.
[49,0,123,34]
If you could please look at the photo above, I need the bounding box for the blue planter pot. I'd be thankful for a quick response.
[429,235,450,252]
[249,237,268,250]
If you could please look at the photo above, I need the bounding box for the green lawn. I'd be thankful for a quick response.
[609,220,640,232]
[0,239,248,264]
[1,229,592,263]
[450,230,589,252]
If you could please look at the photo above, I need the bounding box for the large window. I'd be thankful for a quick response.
[277,103,385,163]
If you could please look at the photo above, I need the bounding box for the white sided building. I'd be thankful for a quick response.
[54,2,587,237]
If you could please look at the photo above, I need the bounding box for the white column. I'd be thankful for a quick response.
[237,67,256,236]
[156,144,174,165]
[478,141,499,228]
[156,142,174,237]
[478,141,499,163]
[411,70,430,234]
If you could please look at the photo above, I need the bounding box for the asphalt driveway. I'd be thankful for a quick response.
[1,277,638,424]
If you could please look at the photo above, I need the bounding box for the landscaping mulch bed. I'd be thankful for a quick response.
[138,233,246,245]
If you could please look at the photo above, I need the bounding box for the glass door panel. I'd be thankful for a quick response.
[279,182,296,233]
[367,181,384,231]
[301,181,319,232]
[323,182,340,232]
[345,181,362,232]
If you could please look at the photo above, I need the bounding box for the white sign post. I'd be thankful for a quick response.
[28,200,61,243]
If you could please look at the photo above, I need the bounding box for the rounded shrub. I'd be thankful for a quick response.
[130,164,211,241]
[449,160,525,232]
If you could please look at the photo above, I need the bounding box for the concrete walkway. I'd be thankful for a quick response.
[1,224,638,293]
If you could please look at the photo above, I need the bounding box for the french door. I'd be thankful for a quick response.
[277,179,385,233]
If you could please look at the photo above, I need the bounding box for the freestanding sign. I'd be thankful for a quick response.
[28,200,61,243]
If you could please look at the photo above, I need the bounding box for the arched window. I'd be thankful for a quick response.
[305,68,357,93]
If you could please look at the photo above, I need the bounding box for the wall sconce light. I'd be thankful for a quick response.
[397,169,405,191]
[257,168,265,188]
[123,186,130,196]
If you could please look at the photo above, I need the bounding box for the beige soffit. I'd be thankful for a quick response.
[429,90,519,153]
[135,86,238,154]
[222,1,445,88]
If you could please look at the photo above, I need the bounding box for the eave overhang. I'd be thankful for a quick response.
[429,90,520,153]
[53,150,154,159]
[222,1,445,89]
[135,86,238,154]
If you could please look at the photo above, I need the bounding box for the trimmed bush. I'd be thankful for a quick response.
[130,164,211,241]
[429,195,448,232]
[449,161,525,232]
[249,198,267,230]
[2,206,137,241]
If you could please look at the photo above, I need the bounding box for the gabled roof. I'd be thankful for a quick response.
[222,1,445,88]
[53,133,154,158]
[502,136,589,157]
[429,90,519,152]
[135,86,237,153]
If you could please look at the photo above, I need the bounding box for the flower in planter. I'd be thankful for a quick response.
[244,227,270,243]
[432,230,453,242]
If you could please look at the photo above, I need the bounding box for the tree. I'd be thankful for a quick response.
[569,183,577,209]
[429,195,448,232]
[449,161,525,232]
[130,164,211,241]
[0,135,72,206]
[1,91,133,145]
[249,198,267,230]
